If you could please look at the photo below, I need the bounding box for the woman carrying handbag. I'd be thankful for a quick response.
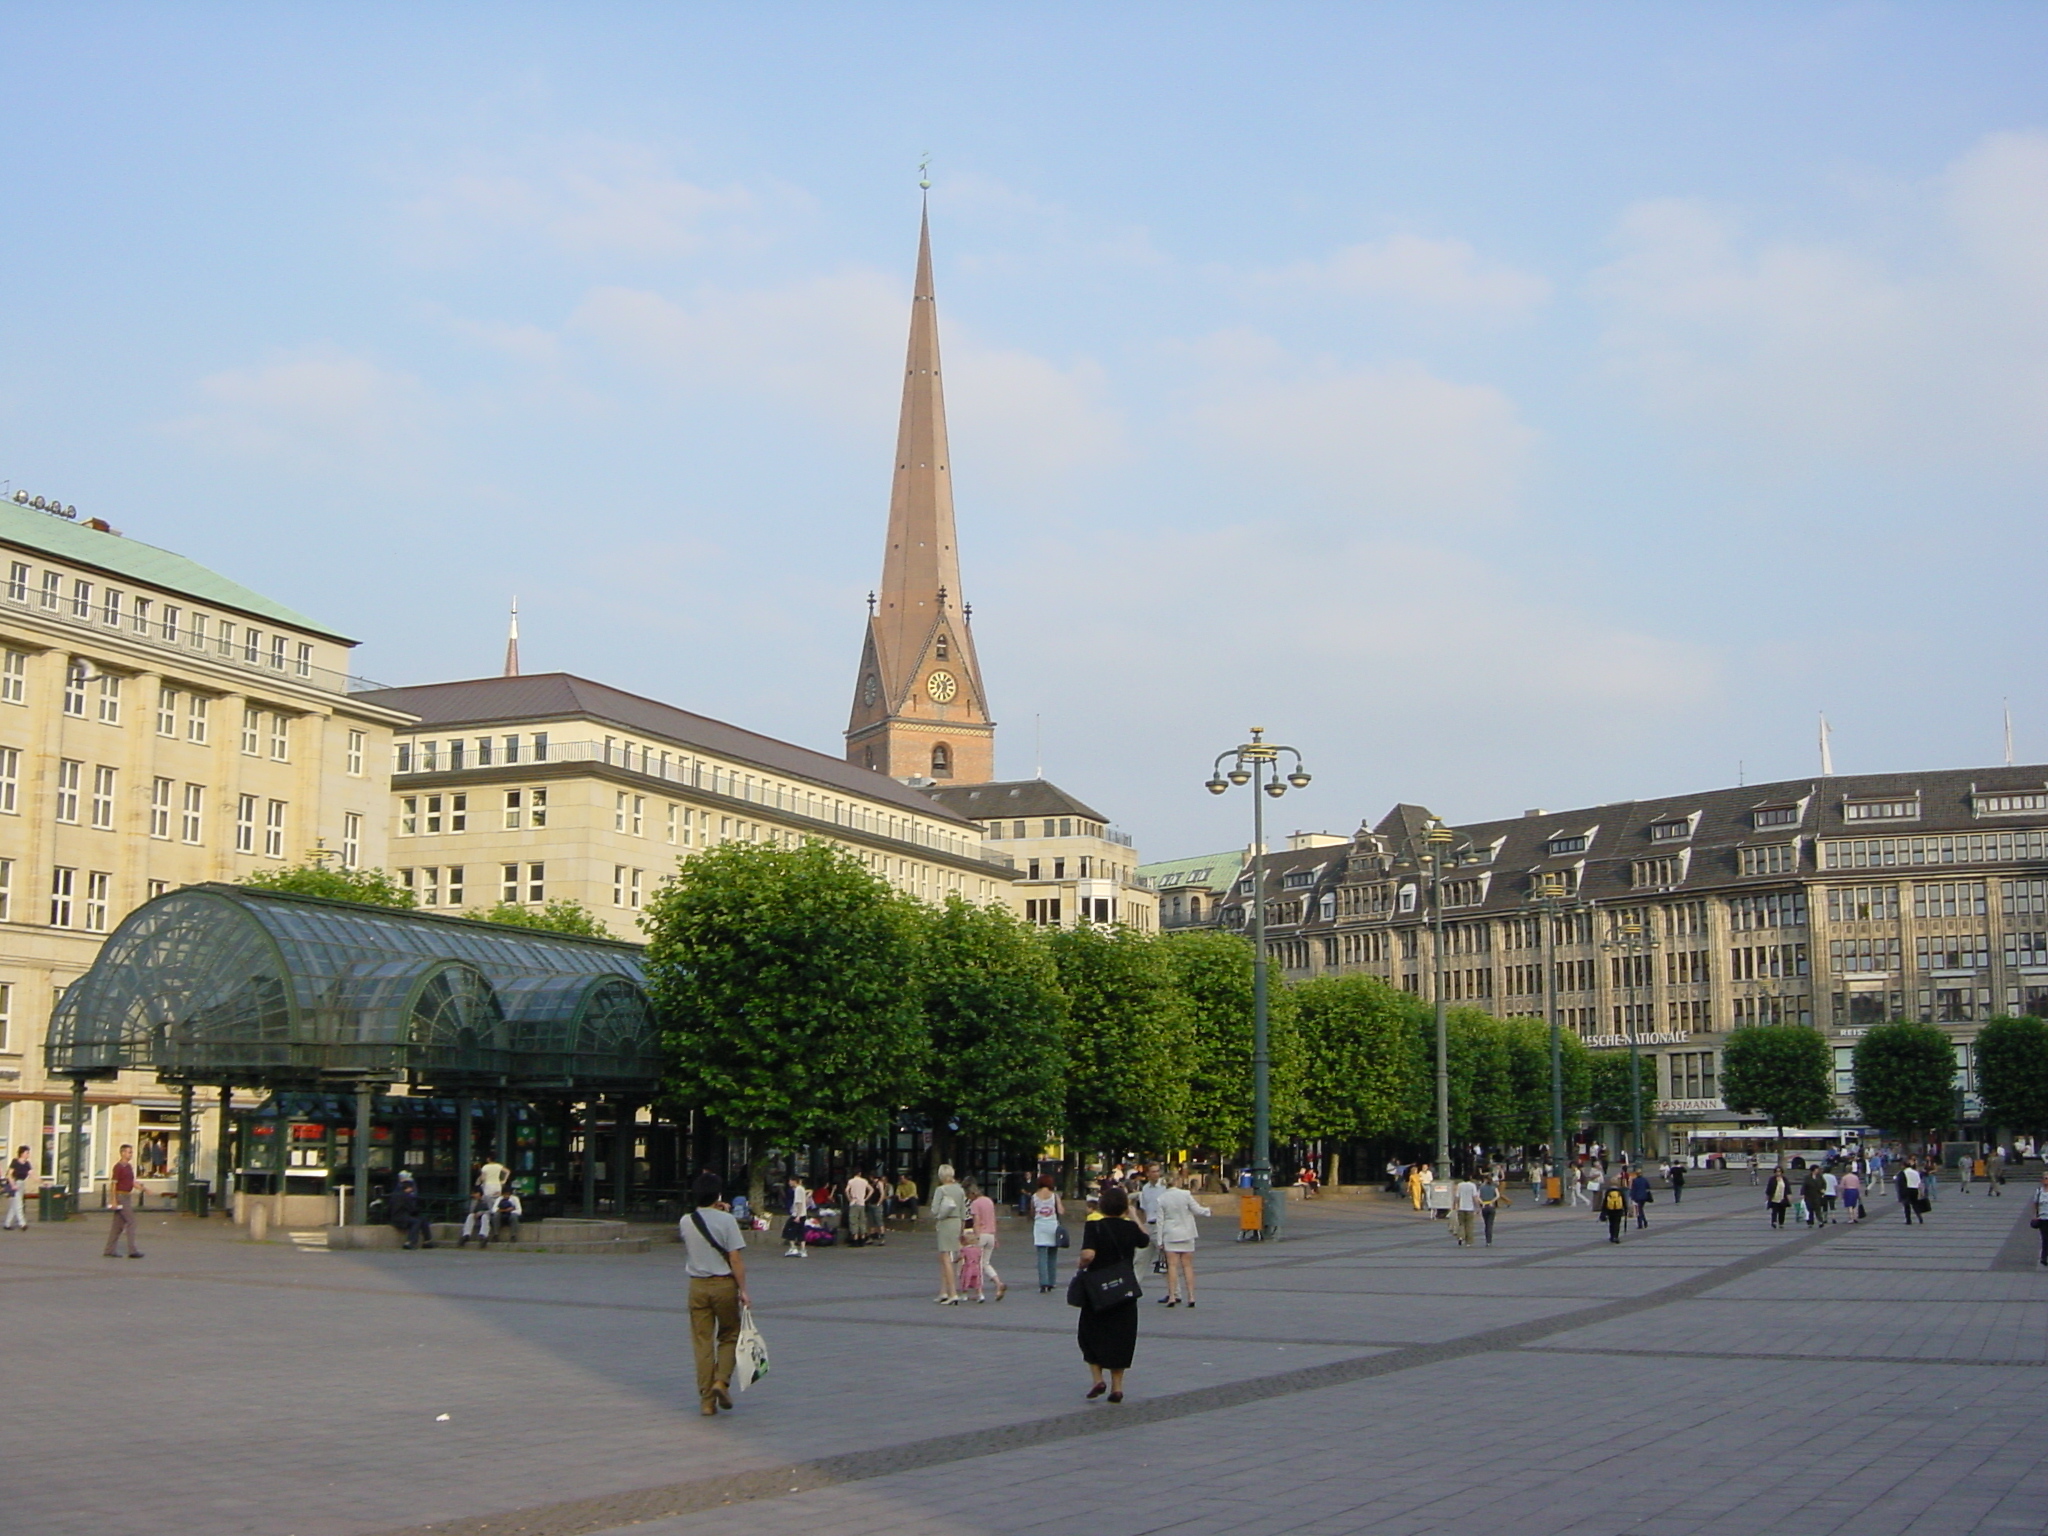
[1071,1186,1150,1402]
[1029,1175,1065,1291]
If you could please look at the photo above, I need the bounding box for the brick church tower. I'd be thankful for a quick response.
[845,201,996,784]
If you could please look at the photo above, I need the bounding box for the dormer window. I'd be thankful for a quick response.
[1649,818,1694,842]
[1547,834,1588,856]
[1973,789,2048,817]
[1753,806,1800,828]
[1843,797,1917,822]
[1282,871,1314,889]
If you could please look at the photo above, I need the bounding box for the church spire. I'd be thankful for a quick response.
[503,597,521,678]
[846,190,995,784]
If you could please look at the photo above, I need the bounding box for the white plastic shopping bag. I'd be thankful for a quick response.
[734,1306,770,1391]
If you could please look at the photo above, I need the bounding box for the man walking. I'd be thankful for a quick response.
[1668,1163,1686,1204]
[1601,1178,1628,1243]
[3,1145,31,1230]
[103,1144,143,1258]
[681,1174,750,1416]
[1452,1173,1480,1246]
[1897,1159,1923,1224]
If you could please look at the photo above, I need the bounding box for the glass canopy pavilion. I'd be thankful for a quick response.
[44,885,662,1220]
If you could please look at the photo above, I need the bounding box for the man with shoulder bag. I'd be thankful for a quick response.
[680,1175,750,1416]
[2031,1172,2048,1268]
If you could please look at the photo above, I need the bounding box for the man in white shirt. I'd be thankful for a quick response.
[1452,1176,1481,1246]
[844,1170,873,1246]
[680,1175,750,1416]
[1138,1164,1167,1272]
[477,1157,511,1202]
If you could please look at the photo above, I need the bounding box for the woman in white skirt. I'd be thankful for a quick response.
[1152,1173,1212,1308]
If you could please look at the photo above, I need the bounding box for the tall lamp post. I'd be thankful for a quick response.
[1600,911,1660,1163]
[1206,728,1311,1240]
[1528,875,1572,1202]
[1415,819,1468,1185]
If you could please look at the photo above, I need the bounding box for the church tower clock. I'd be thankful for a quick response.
[845,200,996,784]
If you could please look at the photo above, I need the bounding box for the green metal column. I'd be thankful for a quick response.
[613,1101,633,1218]
[66,1078,87,1201]
[176,1083,195,1210]
[455,1096,474,1201]
[494,1090,511,1171]
[580,1100,598,1217]
[352,1085,373,1226]
[215,1084,234,1216]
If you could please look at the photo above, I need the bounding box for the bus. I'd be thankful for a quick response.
[1677,1128,1862,1168]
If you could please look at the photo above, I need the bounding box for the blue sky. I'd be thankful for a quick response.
[3,4,2044,857]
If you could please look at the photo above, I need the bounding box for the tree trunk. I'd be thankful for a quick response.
[746,1147,769,1215]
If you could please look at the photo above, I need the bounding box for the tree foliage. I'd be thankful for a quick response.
[1720,1024,1834,1135]
[467,898,612,937]
[917,897,1067,1150]
[1584,1048,1659,1138]
[1974,1015,2048,1138]
[1162,928,1303,1155]
[1293,974,1428,1145]
[1852,1020,1958,1139]
[644,842,927,1169]
[1046,923,1194,1156]
[239,862,414,908]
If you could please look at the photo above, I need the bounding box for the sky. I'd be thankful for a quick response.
[3,3,2045,860]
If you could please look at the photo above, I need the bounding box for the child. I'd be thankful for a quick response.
[957,1224,984,1298]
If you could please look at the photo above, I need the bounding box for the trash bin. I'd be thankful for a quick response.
[182,1181,211,1216]
[37,1188,72,1222]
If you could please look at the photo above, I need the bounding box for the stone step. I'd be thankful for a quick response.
[324,1217,646,1253]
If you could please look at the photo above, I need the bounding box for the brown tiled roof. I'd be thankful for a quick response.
[357,674,978,828]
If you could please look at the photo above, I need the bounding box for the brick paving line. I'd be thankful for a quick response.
[354,1205,1845,1536]
[1525,1342,2047,1369]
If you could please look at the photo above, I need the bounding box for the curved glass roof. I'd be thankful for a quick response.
[46,885,660,1091]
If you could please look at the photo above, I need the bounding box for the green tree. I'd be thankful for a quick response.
[1293,974,1429,1147]
[917,897,1067,1164]
[1974,1015,2048,1140]
[1853,1020,1959,1144]
[239,861,414,907]
[643,841,927,1205]
[1045,923,1194,1164]
[1162,929,1303,1159]
[1583,1049,1658,1144]
[467,898,612,937]
[1719,1024,1834,1153]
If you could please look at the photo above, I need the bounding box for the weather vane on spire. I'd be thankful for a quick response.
[919,153,931,191]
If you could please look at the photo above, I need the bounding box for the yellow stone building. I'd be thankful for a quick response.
[0,493,408,1192]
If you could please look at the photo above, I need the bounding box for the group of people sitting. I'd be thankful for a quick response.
[774,1169,921,1254]
[385,1157,523,1250]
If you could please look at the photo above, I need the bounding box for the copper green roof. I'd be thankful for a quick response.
[0,499,351,643]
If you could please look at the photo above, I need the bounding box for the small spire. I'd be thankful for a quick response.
[919,153,932,192]
[867,590,877,617]
[504,597,521,678]
[937,584,948,610]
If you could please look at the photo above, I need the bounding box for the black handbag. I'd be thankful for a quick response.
[1065,1269,1089,1308]
[1054,1225,1070,1249]
[1077,1262,1141,1310]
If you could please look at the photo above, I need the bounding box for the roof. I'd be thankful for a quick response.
[924,779,1110,823]
[357,673,979,828]
[1136,850,1244,890]
[0,498,349,642]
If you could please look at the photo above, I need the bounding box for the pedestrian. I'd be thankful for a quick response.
[2031,1172,2048,1267]
[781,1173,812,1258]
[3,1145,31,1230]
[1629,1168,1652,1230]
[1076,1185,1150,1403]
[1478,1172,1507,1243]
[1801,1167,1827,1227]
[964,1178,1006,1302]
[929,1164,966,1303]
[1600,1178,1627,1243]
[101,1143,144,1259]
[1840,1166,1863,1221]
[844,1168,873,1247]
[1765,1168,1791,1228]
[1408,1161,1428,1212]
[680,1173,750,1417]
[1897,1160,1923,1223]
[1922,1161,1939,1208]
[1029,1176,1064,1292]
[1154,1174,1212,1305]
[1989,1147,2006,1197]
[1669,1163,1686,1205]
[1384,1157,1403,1195]
[893,1171,920,1226]
[1452,1172,1480,1246]
[1137,1163,1166,1274]
[1747,1151,1760,1185]
[477,1153,510,1204]
[1822,1168,1839,1221]
[1967,1152,1985,1194]
[389,1176,434,1248]
[492,1189,522,1243]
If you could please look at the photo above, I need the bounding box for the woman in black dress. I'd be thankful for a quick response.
[1077,1185,1151,1402]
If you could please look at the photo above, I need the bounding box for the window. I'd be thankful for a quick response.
[62,659,87,716]
[2003,931,2048,969]
[186,694,208,744]
[0,859,9,921]
[84,871,110,932]
[1844,798,1918,822]
[1649,820,1693,842]
[423,795,443,835]
[1282,870,1314,890]
[50,867,75,927]
[150,778,172,839]
[1666,949,1710,984]
[1822,831,2048,869]
[100,589,122,626]
[1828,885,1900,922]
[473,736,493,767]
[1973,791,2048,817]
[526,863,544,903]
[501,863,520,903]
[90,765,116,830]
[39,570,62,609]
[146,880,168,899]
[503,734,521,764]
[243,628,261,664]
[630,795,643,835]
[1025,898,1062,925]
[241,706,261,756]
[345,729,365,776]
[532,732,548,761]
[1753,805,1800,828]
[181,784,204,843]
[667,803,679,844]
[1829,936,1902,973]
[264,799,286,858]
[930,743,951,778]
[131,596,151,635]
[1915,933,1989,972]
[186,612,205,649]
[1547,834,1588,856]
[1912,882,1987,920]
[1668,1051,1718,1102]
[399,796,418,836]
[269,714,289,761]
[5,561,24,601]
[1728,891,1807,930]
[1731,942,1809,980]
[1738,843,1798,876]
[0,981,8,1049]
[530,788,547,828]
[156,686,178,736]
[615,792,628,832]
[213,619,232,656]
[270,634,288,671]
[1,650,24,704]
[235,795,257,854]
[446,866,464,907]
[502,789,522,829]
[95,674,120,724]
[448,793,466,833]
[342,812,361,869]
[54,759,81,823]
[1442,877,1485,907]
[0,747,15,814]
[70,578,92,618]
[1633,856,1682,889]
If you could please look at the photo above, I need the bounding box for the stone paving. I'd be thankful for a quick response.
[2,1176,2042,1536]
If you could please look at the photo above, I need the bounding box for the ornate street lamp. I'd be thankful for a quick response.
[1400,819,1469,1191]
[1600,911,1660,1163]
[1527,873,1577,1202]
[1206,728,1310,1239]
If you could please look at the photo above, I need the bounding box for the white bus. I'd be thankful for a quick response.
[1678,1128,1861,1168]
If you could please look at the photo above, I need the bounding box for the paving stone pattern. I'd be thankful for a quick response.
[3,1177,2042,1536]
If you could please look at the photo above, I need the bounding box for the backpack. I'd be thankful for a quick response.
[1603,1188,1625,1213]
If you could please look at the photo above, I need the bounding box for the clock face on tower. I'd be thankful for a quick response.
[861,673,879,707]
[926,670,958,703]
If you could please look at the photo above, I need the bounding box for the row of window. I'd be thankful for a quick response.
[0,858,172,933]
[398,864,548,908]
[4,564,317,675]
[396,735,549,772]
[985,816,1108,841]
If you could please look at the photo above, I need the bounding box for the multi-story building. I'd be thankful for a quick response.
[1208,767,2048,1153]
[1140,849,1246,931]
[927,780,1155,930]
[0,493,409,1190]
[359,673,1017,932]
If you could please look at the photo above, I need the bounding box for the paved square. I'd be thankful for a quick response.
[3,1177,2042,1536]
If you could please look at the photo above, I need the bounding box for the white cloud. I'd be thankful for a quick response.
[1253,232,1551,316]
[1591,130,2048,472]
[160,350,443,476]
[1174,330,1539,526]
